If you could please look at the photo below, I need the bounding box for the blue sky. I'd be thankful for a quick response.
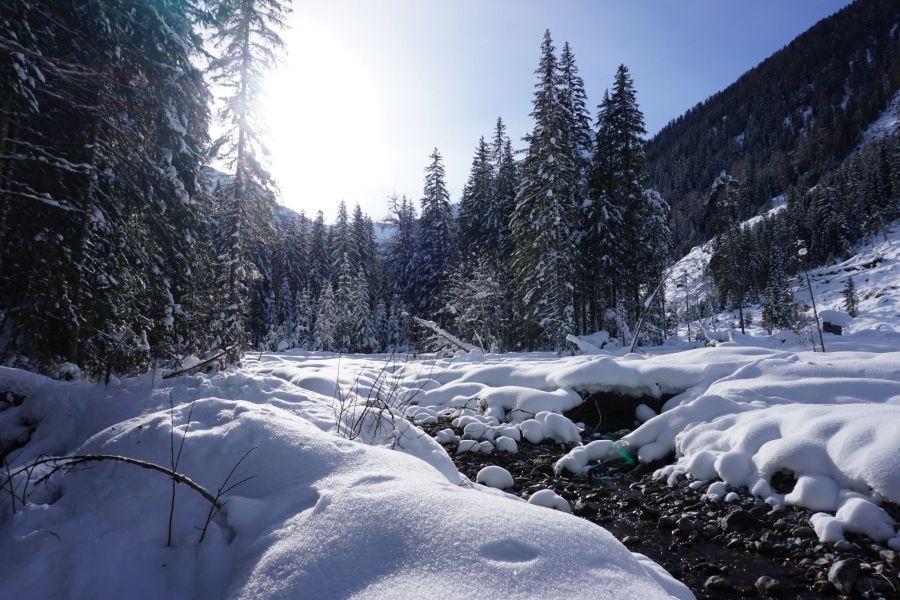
[263,0,853,220]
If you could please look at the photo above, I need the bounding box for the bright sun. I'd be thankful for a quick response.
[262,20,387,217]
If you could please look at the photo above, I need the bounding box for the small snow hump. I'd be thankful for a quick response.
[476,465,514,489]
[528,488,571,513]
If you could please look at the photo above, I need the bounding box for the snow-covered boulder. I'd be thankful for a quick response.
[476,466,515,489]
[528,489,571,513]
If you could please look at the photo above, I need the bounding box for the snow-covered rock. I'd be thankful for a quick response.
[476,465,514,489]
[495,436,518,454]
[528,489,572,513]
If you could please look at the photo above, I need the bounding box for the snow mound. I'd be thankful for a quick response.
[0,358,690,600]
[664,402,900,536]
[528,489,572,513]
[476,465,515,489]
[555,439,616,475]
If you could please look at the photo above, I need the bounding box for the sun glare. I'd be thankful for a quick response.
[263,20,387,217]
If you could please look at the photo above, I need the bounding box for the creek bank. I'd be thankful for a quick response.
[423,417,900,600]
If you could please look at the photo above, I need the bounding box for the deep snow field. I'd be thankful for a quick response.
[2,333,900,598]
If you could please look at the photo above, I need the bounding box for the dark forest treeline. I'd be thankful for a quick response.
[0,0,298,377]
[647,0,900,254]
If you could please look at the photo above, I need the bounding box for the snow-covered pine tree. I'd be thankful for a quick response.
[384,294,410,351]
[842,276,859,317]
[458,136,495,254]
[314,284,337,351]
[373,300,388,352]
[705,171,751,332]
[208,0,289,357]
[510,30,578,349]
[0,0,215,376]
[637,189,673,342]
[583,89,624,334]
[491,118,519,258]
[308,211,331,298]
[604,65,653,326]
[558,41,595,334]
[351,268,376,353]
[289,287,314,349]
[350,206,380,303]
[761,247,797,334]
[281,213,309,296]
[385,194,418,308]
[330,200,353,274]
[439,254,507,351]
[558,42,593,201]
[414,148,455,315]
[334,254,354,352]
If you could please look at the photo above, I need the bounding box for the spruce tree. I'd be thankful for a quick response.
[458,136,495,254]
[842,276,859,317]
[607,65,652,325]
[330,200,352,274]
[385,194,418,307]
[334,254,354,352]
[761,247,796,333]
[414,148,455,315]
[208,0,290,356]
[0,0,214,375]
[351,268,376,352]
[308,211,330,297]
[491,119,519,257]
[289,287,314,349]
[584,89,624,332]
[314,284,337,351]
[510,30,578,348]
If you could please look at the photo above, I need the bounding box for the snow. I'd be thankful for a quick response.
[811,496,897,543]
[555,439,615,475]
[495,435,518,454]
[818,309,853,327]
[476,465,515,489]
[0,356,690,599]
[860,90,900,145]
[528,488,572,513]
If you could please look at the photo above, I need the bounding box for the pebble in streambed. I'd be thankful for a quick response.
[421,416,900,600]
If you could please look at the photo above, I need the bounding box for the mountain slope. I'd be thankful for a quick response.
[665,215,900,348]
[647,0,900,251]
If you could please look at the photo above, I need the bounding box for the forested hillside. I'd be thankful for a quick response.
[647,0,900,251]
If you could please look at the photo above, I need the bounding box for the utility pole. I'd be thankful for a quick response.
[798,246,825,352]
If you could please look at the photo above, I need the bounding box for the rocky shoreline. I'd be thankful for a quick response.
[423,418,900,599]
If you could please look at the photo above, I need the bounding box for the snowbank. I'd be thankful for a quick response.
[0,355,690,600]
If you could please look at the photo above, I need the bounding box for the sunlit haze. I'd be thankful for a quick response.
[263,0,851,221]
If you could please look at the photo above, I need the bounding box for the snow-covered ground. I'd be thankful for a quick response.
[0,355,691,600]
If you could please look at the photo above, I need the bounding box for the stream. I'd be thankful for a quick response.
[423,418,900,599]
